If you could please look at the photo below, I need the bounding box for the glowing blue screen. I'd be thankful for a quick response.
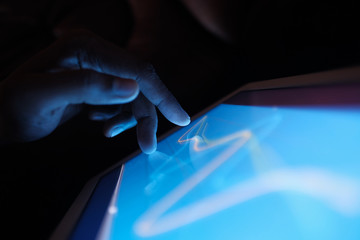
[97,103,360,240]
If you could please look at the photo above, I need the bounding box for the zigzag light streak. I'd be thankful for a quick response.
[132,116,360,237]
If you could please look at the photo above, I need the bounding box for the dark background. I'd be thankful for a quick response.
[1,0,360,238]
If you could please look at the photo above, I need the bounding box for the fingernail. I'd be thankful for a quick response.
[142,141,157,155]
[177,112,191,126]
[110,127,124,138]
[184,115,191,125]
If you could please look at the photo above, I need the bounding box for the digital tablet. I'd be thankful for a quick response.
[51,67,360,240]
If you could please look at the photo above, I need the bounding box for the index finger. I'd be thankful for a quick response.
[73,33,191,126]
[132,63,191,126]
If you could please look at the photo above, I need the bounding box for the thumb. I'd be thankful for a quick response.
[40,69,139,105]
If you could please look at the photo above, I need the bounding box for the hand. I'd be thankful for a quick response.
[0,31,190,153]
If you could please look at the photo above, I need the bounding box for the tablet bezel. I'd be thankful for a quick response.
[50,65,360,240]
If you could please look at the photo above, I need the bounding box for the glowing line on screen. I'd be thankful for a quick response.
[135,168,360,237]
[177,116,250,151]
[134,133,250,237]
[144,116,253,195]
[133,116,360,237]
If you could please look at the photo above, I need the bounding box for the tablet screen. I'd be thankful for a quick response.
[72,85,360,240]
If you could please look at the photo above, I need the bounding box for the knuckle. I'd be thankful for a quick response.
[144,63,157,77]
[136,62,158,83]
[143,62,156,72]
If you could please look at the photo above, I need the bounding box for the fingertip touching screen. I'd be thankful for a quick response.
[72,84,360,240]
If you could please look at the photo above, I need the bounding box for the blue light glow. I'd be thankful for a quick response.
[98,104,360,240]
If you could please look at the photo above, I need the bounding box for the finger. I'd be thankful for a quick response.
[132,94,158,154]
[38,69,139,106]
[65,33,191,126]
[88,105,123,121]
[103,112,137,138]
[131,64,191,126]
